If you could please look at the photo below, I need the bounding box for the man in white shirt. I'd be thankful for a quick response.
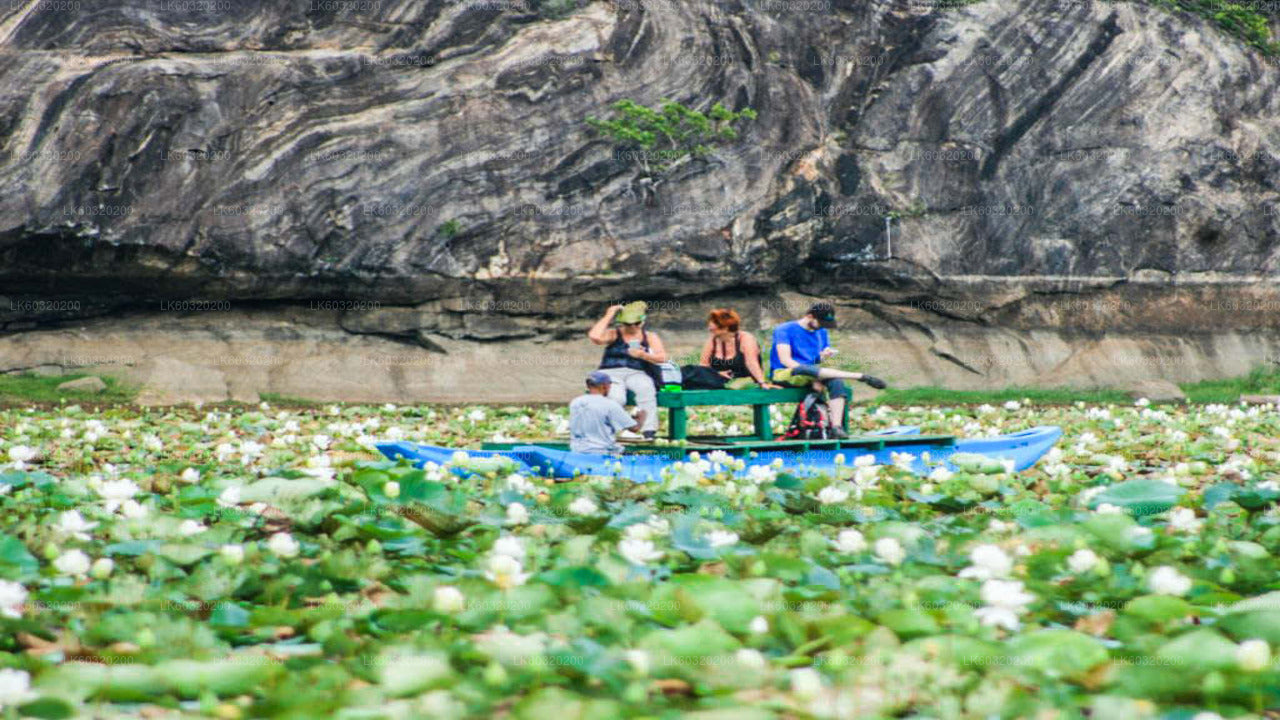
[569,371,646,455]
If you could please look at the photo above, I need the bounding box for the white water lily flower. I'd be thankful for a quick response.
[1236,639,1271,671]
[746,464,777,484]
[267,532,300,558]
[179,467,200,484]
[568,496,599,516]
[0,668,34,709]
[1067,548,1100,574]
[891,452,915,471]
[736,648,767,670]
[749,616,769,634]
[311,434,332,450]
[492,536,525,560]
[706,530,739,548]
[790,667,823,700]
[468,409,486,422]
[0,580,27,619]
[217,486,242,507]
[505,474,535,494]
[383,481,400,499]
[1167,507,1202,533]
[221,544,245,565]
[974,579,1036,631]
[625,649,651,675]
[987,518,1015,534]
[433,586,466,613]
[178,519,207,537]
[120,500,148,519]
[505,502,529,526]
[1134,397,1150,407]
[1004,400,1021,411]
[817,485,849,505]
[874,537,905,566]
[833,529,867,554]
[485,554,530,589]
[958,544,1013,581]
[90,557,114,580]
[54,549,92,576]
[618,537,664,566]
[1094,503,1124,515]
[854,455,876,468]
[6,445,36,468]
[1148,566,1192,596]
[928,466,954,482]
[97,478,140,512]
[55,510,98,541]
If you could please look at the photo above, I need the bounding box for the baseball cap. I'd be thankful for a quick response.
[807,302,837,328]
[586,371,613,386]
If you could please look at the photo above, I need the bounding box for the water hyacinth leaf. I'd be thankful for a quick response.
[638,618,740,667]
[1154,628,1238,673]
[878,608,941,639]
[1217,610,1280,644]
[667,575,760,633]
[1122,595,1194,624]
[209,602,252,628]
[16,698,75,720]
[1086,479,1184,516]
[1006,630,1108,679]
[0,533,39,580]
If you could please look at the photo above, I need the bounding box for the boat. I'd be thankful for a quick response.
[376,425,1062,483]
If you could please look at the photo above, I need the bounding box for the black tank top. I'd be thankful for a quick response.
[599,329,651,371]
[709,333,751,379]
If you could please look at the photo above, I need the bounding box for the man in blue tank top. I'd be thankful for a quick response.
[770,302,887,438]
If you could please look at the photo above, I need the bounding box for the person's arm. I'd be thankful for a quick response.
[740,333,778,387]
[610,403,642,432]
[775,342,798,369]
[588,306,622,346]
[627,332,667,364]
[698,338,712,367]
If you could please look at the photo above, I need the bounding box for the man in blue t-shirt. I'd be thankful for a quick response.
[770,302,887,438]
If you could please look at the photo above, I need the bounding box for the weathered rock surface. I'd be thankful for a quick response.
[1,0,1278,401]
[1123,379,1186,403]
[55,375,106,393]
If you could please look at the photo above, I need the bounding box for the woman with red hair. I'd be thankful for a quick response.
[698,309,779,388]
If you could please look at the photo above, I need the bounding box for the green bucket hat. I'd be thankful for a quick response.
[615,301,647,324]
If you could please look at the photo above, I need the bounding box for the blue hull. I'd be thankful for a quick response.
[376,426,1061,482]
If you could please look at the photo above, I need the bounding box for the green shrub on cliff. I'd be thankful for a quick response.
[587,99,757,177]
[1144,0,1280,54]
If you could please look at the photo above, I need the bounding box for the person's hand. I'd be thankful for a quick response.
[762,382,782,389]
[819,347,837,360]
[606,304,624,315]
[626,347,646,359]
[717,370,733,379]
[859,375,887,390]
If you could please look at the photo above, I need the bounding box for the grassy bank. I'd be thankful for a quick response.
[0,372,135,404]
[6,367,1280,407]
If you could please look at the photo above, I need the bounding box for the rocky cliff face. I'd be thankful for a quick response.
[1,0,1279,401]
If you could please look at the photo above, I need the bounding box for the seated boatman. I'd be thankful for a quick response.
[569,371,648,456]
[770,302,887,439]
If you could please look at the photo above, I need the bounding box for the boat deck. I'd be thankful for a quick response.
[481,433,956,458]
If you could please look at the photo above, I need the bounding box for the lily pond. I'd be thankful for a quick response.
[1,398,1279,719]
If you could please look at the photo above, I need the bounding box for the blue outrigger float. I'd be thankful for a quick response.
[377,425,1062,483]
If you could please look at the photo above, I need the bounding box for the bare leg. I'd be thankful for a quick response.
[815,368,862,382]
[828,396,847,430]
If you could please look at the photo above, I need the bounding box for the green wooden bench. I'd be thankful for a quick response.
[626,387,849,441]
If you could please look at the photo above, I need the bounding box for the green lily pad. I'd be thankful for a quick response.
[1087,479,1184,516]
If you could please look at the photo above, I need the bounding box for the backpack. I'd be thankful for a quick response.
[784,391,833,439]
[680,364,727,390]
